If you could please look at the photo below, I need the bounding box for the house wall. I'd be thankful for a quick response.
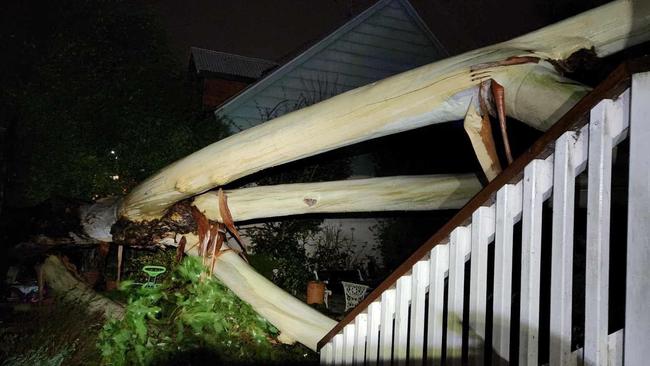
[202,78,249,111]
[217,0,447,131]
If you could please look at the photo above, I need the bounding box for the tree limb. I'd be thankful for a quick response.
[192,174,481,223]
[120,0,649,221]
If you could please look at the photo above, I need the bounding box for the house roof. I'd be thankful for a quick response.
[215,0,448,131]
[190,47,278,80]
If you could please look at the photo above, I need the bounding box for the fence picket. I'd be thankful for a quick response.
[333,334,343,365]
[394,274,412,365]
[549,131,583,366]
[353,314,367,365]
[427,244,449,365]
[447,226,471,365]
[379,289,396,364]
[492,182,522,364]
[584,100,616,366]
[321,342,333,365]
[409,260,430,364]
[343,324,355,365]
[366,302,381,365]
[519,158,553,365]
[469,205,496,365]
[607,329,624,366]
[625,72,650,366]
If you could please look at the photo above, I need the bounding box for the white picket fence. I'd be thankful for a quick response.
[319,71,650,365]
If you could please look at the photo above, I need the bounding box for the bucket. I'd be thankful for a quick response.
[306,281,326,305]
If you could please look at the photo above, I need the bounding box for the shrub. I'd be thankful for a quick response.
[98,256,314,365]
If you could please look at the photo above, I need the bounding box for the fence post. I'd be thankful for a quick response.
[549,130,583,365]
[584,99,618,366]
[519,157,553,365]
[624,72,650,365]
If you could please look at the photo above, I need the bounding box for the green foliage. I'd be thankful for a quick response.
[98,257,314,365]
[247,223,367,295]
[3,0,229,206]
[246,219,321,295]
[120,247,176,284]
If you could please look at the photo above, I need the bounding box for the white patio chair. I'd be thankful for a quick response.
[324,288,333,308]
[341,281,370,312]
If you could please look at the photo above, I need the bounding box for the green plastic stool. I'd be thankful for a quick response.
[141,265,166,288]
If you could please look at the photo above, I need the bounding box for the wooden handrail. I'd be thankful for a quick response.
[318,58,650,350]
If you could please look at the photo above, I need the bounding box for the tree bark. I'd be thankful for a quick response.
[207,249,336,351]
[193,174,481,223]
[41,255,124,319]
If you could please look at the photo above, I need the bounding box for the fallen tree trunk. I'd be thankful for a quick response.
[41,255,124,319]
[173,233,337,351]
[193,174,481,222]
[120,0,650,221]
[37,0,650,353]
[81,175,480,244]
[208,249,336,351]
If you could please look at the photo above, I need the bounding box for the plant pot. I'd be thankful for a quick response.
[105,280,118,291]
[307,281,326,305]
[82,271,100,287]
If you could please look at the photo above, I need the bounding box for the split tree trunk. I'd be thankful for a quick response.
[120,0,650,221]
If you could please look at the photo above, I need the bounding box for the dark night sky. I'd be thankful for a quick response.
[146,0,609,64]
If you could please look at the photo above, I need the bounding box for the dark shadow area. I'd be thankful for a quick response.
[423,291,430,362]
[537,201,554,365]
[608,140,629,334]
[484,241,495,366]
[462,259,472,365]
[572,169,588,351]
[158,347,318,366]
[441,276,449,364]
[509,221,522,366]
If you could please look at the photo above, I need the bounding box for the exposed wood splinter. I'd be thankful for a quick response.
[492,80,514,164]
[218,188,248,262]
